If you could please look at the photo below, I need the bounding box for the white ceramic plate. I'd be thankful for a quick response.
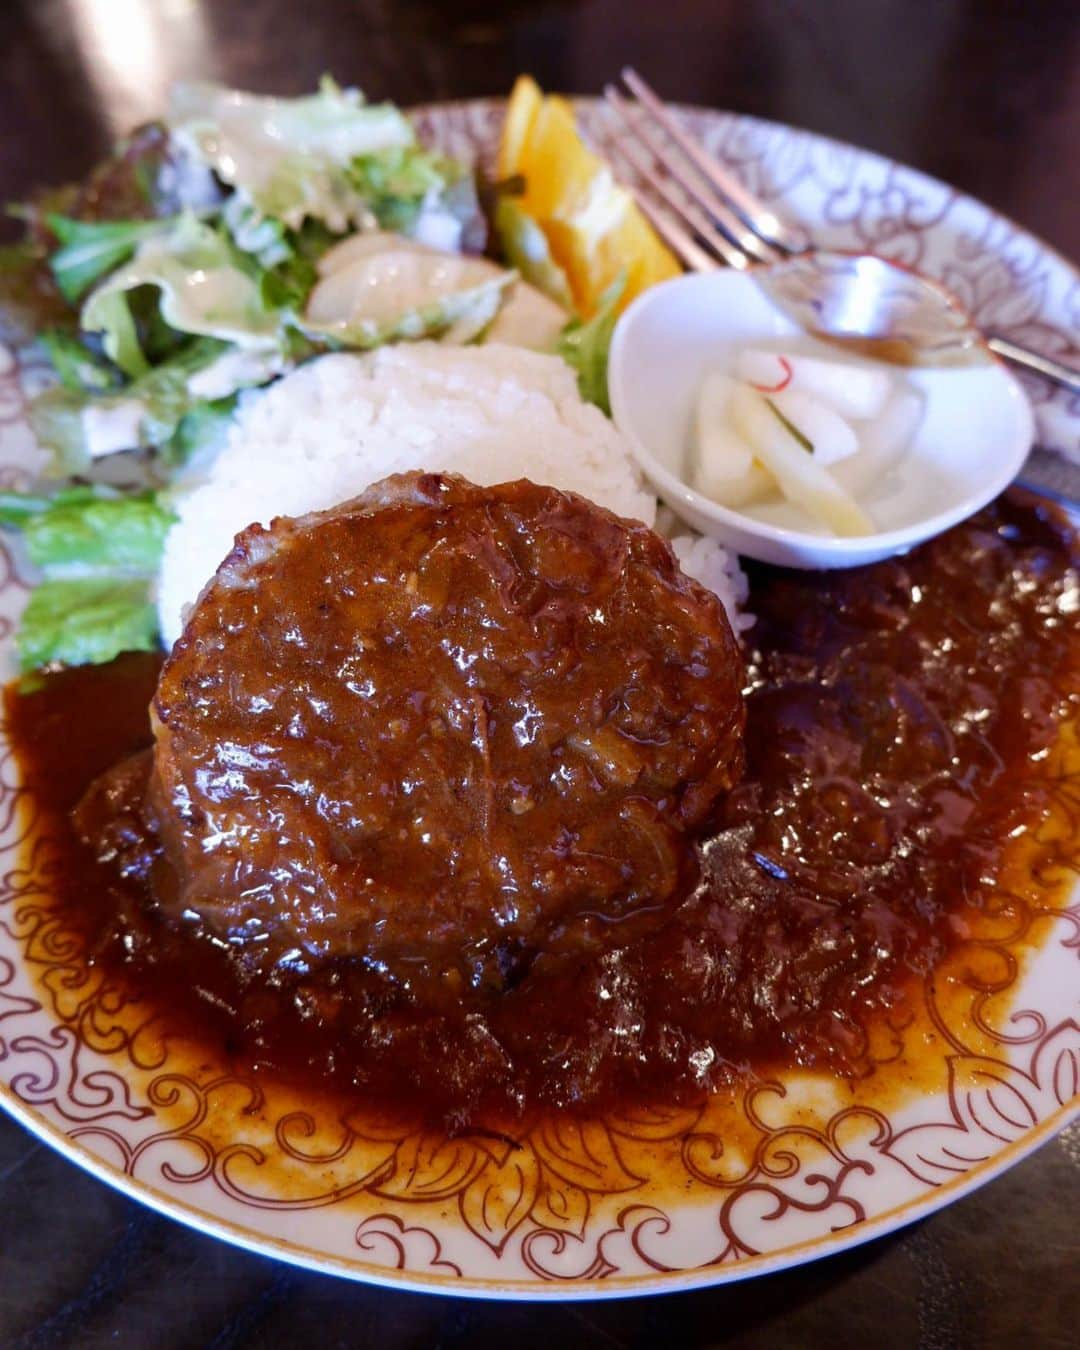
[0,98,1076,1300]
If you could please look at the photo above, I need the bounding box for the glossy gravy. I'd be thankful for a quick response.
[6,493,1078,1129]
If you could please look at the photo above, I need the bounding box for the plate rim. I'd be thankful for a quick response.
[0,93,1077,1299]
[1,1081,1075,1300]
[413,94,1080,295]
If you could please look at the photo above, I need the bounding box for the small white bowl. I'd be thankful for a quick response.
[608,270,1035,569]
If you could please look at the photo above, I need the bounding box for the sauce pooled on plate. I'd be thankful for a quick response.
[6,489,1078,1127]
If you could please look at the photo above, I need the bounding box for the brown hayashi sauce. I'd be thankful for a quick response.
[6,492,1078,1130]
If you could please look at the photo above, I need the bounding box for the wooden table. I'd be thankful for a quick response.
[0,1,1077,1345]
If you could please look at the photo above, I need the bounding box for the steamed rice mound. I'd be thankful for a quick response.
[157,343,748,645]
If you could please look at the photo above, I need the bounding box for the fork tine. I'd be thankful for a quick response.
[629,186,722,275]
[621,66,798,255]
[602,88,750,271]
[608,79,780,266]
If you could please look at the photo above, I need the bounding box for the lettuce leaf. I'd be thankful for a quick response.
[223,192,292,268]
[260,251,319,311]
[0,486,174,670]
[348,145,457,233]
[81,213,282,352]
[104,337,230,444]
[345,148,486,254]
[0,486,173,577]
[494,198,574,310]
[555,272,626,415]
[25,387,90,475]
[39,330,119,393]
[0,242,77,341]
[62,122,175,223]
[162,394,238,469]
[254,219,335,311]
[17,578,160,670]
[0,491,52,525]
[44,214,171,303]
[167,77,415,232]
[28,337,234,472]
[88,289,149,378]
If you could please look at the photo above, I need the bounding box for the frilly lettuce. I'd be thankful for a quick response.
[28,337,277,473]
[39,330,119,393]
[222,193,293,268]
[347,146,450,230]
[348,146,484,252]
[0,242,77,344]
[26,387,93,475]
[81,213,282,356]
[555,272,626,415]
[44,214,173,304]
[87,290,149,378]
[162,395,238,472]
[167,77,415,232]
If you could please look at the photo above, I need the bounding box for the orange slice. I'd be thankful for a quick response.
[497,75,543,181]
[498,78,680,317]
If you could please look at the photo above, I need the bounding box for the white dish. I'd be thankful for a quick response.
[0,96,1076,1300]
[609,269,1035,568]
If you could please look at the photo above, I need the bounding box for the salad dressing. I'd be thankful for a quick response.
[167,80,417,231]
[308,238,568,350]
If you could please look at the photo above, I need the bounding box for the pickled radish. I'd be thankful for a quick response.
[689,342,923,534]
[768,387,859,465]
[692,372,774,507]
[729,384,874,537]
[832,389,923,497]
[737,348,891,420]
[693,450,775,509]
[695,373,751,473]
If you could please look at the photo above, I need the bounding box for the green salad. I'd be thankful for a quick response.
[0,78,624,672]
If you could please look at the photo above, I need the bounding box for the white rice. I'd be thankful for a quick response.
[157,344,749,645]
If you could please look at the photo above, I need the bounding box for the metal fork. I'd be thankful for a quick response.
[602,68,1080,395]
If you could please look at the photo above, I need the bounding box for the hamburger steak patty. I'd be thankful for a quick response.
[149,472,745,1000]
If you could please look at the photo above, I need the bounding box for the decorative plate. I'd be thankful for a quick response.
[0,99,1077,1300]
